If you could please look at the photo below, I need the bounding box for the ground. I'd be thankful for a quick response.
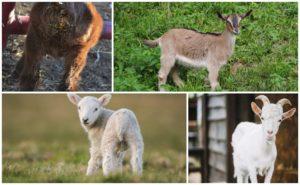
[3,94,186,182]
[2,2,112,91]
[114,2,297,91]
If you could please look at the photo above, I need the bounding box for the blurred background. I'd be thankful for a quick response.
[3,94,186,182]
[188,94,298,183]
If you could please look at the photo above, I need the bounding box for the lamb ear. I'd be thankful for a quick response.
[251,102,262,116]
[98,94,112,106]
[67,93,81,105]
[282,108,296,121]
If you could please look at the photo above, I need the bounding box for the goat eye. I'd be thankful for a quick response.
[261,117,264,120]
[94,108,98,112]
[279,119,282,122]
[78,106,81,110]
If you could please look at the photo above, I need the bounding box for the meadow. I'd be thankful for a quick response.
[114,2,298,91]
[3,94,186,182]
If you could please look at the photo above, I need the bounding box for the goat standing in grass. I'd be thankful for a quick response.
[67,94,144,176]
[232,95,296,183]
[144,10,252,91]
[14,2,103,91]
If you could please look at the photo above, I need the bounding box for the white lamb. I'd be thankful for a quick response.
[67,93,144,176]
[232,95,296,183]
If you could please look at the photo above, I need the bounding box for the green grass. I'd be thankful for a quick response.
[3,94,186,182]
[114,2,298,91]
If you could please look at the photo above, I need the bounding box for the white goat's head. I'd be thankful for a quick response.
[251,95,296,141]
[67,94,112,128]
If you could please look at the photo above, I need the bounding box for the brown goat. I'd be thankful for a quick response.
[14,2,103,91]
[144,11,252,91]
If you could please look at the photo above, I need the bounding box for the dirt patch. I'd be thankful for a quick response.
[2,2,112,91]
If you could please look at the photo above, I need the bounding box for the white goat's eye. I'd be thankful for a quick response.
[279,119,282,122]
[94,108,98,112]
[78,106,81,110]
[261,117,264,120]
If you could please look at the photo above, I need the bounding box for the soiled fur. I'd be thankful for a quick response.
[15,3,103,91]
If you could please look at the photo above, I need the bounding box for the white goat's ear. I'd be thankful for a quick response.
[251,102,262,116]
[98,94,112,106]
[282,108,296,121]
[67,93,81,105]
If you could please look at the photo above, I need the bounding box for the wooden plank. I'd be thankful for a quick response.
[209,167,226,182]
[209,152,226,172]
[208,108,226,121]
[208,95,226,108]
[208,120,227,140]
[208,139,227,155]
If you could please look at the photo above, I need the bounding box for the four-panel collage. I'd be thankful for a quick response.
[1,1,298,184]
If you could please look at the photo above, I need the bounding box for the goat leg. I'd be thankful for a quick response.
[249,168,258,183]
[19,31,42,91]
[158,55,175,91]
[264,164,274,183]
[170,64,184,87]
[13,55,25,78]
[208,64,221,90]
[64,48,89,91]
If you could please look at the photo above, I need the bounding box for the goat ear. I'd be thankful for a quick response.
[67,93,81,105]
[98,94,112,106]
[251,102,262,116]
[217,12,227,21]
[282,108,296,121]
[240,10,252,19]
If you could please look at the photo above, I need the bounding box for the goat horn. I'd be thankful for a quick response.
[255,95,270,106]
[277,98,292,107]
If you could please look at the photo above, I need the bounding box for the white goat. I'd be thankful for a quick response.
[232,95,296,183]
[67,94,144,176]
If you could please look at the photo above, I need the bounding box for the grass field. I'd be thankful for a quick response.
[114,2,298,91]
[3,94,186,182]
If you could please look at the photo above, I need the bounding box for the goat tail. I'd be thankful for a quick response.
[143,38,160,48]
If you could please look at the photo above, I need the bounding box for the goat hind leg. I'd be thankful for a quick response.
[170,65,184,88]
[19,30,43,90]
[158,55,175,91]
[130,143,143,176]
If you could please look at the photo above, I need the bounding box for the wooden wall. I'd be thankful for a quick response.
[207,95,227,182]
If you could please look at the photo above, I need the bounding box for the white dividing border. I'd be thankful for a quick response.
[1,0,300,184]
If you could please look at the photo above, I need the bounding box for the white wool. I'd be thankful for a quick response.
[67,93,144,176]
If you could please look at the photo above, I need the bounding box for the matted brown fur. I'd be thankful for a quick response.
[15,2,103,91]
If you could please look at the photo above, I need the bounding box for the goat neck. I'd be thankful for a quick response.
[222,27,236,53]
